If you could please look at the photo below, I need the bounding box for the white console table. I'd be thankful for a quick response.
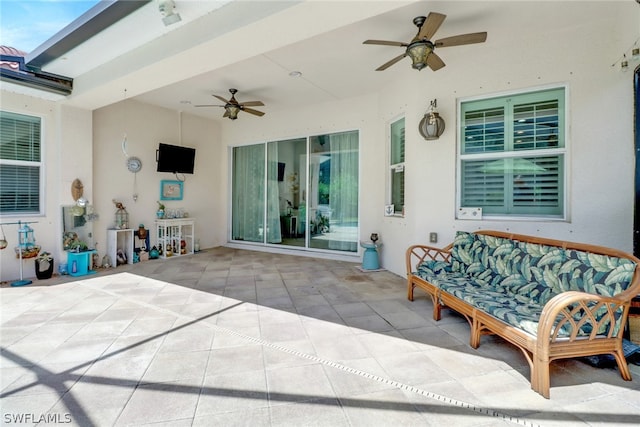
[155,219,194,259]
[106,228,134,266]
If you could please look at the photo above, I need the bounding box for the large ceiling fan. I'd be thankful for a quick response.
[363,12,487,71]
[195,88,265,120]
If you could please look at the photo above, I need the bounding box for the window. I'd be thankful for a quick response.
[389,117,405,215]
[458,87,565,218]
[0,111,42,215]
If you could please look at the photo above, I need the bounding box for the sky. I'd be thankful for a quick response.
[0,0,100,53]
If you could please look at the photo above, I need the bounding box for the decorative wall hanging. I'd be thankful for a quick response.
[160,180,183,200]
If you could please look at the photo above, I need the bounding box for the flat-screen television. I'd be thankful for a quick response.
[156,143,196,174]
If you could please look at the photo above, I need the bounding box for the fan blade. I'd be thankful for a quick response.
[239,101,265,107]
[434,32,487,47]
[242,107,265,117]
[363,39,408,47]
[426,52,446,71]
[194,104,224,108]
[375,53,407,71]
[417,12,446,40]
[213,94,229,103]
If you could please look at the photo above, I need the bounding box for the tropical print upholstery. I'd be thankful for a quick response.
[414,231,636,338]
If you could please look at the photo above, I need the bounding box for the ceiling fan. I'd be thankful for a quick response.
[195,88,265,120]
[363,12,487,71]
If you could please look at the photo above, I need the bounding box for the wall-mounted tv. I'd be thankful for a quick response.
[156,143,196,174]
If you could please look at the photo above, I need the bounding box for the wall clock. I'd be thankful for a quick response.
[126,156,142,173]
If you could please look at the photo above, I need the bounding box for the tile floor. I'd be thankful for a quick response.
[1,247,639,426]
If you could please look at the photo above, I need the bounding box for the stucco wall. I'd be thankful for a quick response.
[219,1,639,277]
[91,100,223,258]
[1,0,637,283]
[0,93,92,282]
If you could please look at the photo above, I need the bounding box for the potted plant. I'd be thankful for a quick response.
[157,201,165,218]
[35,251,54,279]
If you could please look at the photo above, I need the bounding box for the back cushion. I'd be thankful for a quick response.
[451,232,515,284]
[504,241,566,305]
[558,250,637,296]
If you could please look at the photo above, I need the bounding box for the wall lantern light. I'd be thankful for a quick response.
[419,99,445,140]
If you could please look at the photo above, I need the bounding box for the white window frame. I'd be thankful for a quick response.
[456,85,569,221]
[0,110,45,217]
[388,116,405,216]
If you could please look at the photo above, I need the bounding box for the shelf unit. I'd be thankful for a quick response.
[155,219,194,259]
[106,229,134,267]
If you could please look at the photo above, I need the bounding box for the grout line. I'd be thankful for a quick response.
[84,276,540,427]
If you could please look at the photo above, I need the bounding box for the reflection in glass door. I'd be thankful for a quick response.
[308,131,359,252]
[266,138,307,247]
[231,130,358,253]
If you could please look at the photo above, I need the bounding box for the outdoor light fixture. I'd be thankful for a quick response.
[158,0,181,26]
[419,99,445,140]
[406,40,434,71]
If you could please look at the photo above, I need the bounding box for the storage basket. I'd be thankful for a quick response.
[630,314,640,345]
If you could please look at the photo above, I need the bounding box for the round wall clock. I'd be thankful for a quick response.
[126,156,142,173]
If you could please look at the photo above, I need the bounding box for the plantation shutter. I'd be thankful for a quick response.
[459,88,565,217]
[0,111,42,214]
[390,118,405,214]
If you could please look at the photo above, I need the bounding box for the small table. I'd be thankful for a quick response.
[360,241,382,270]
[67,250,97,277]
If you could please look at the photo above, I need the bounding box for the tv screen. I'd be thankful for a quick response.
[156,143,196,174]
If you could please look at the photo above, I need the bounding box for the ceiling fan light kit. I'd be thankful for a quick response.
[195,88,265,120]
[407,41,433,71]
[419,99,445,140]
[363,11,487,72]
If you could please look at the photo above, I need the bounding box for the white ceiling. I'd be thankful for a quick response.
[10,1,631,122]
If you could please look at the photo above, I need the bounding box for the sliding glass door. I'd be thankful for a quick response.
[308,131,359,252]
[231,130,358,253]
[231,144,265,242]
[267,138,307,246]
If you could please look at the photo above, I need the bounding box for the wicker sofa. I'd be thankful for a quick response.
[406,230,640,398]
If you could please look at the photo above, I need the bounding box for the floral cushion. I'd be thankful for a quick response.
[557,250,636,296]
[414,232,636,338]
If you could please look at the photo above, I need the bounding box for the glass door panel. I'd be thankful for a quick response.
[308,131,359,252]
[266,138,307,247]
[231,144,265,242]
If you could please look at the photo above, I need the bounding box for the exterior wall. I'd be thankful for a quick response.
[0,92,92,282]
[92,100,223,258]
[1,0,636,282]
[220,1,639,277]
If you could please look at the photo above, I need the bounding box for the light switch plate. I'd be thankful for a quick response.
[458,207,483,220]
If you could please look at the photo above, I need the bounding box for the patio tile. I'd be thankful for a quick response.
[114,380,201,425]
[2,247,640,426]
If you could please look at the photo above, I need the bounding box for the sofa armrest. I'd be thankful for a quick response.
[406,244,452,277]
[536,291,630,347]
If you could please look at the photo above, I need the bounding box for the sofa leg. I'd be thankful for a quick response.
[470,318,481,349]
[532,357,551,399]
[433,300,442,321]
[407,281,415,301]
[612,350,632,381]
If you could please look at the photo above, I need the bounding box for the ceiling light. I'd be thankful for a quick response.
[406,40,434,71]
[289,71,302,77]
[158,0,181,26]
[225,105,241,120]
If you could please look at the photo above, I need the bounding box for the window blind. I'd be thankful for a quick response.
[0,111,42,214]
[459,88,565,217]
